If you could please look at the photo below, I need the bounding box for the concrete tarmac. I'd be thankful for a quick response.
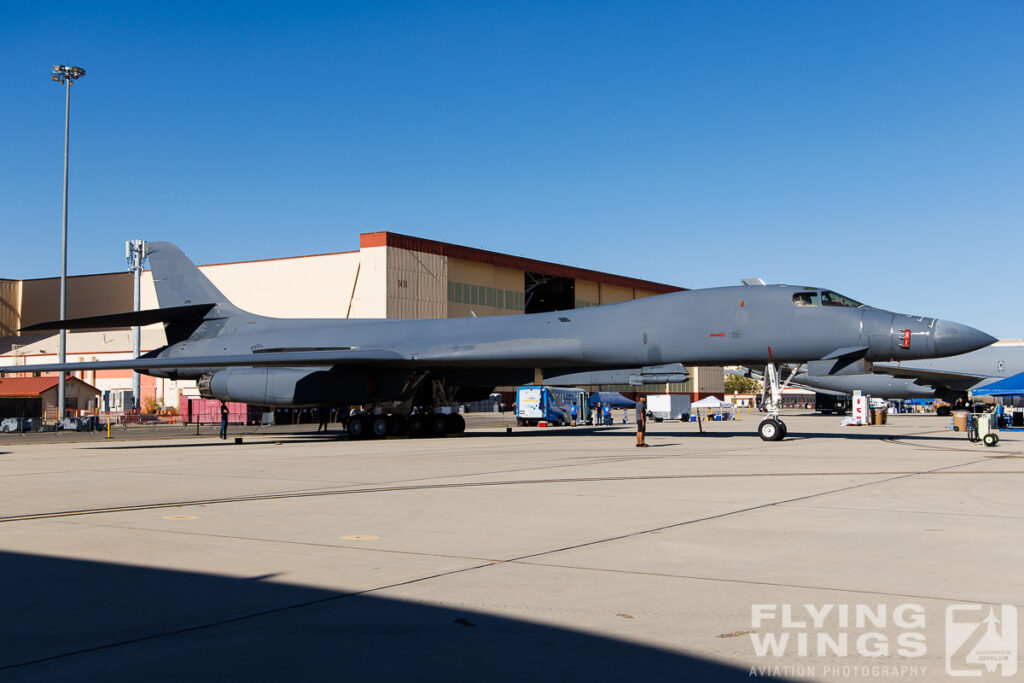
[1,412,1021,681]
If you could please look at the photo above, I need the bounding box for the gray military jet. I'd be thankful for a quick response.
[788,341,1024,412]
[3,242,996,441]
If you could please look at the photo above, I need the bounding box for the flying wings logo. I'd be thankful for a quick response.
[946,604,1018,677]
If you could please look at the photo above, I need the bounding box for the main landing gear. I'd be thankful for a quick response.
[757,362,793,442]
[347,411,467,440]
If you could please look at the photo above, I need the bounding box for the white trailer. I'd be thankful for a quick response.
[647,394,691,422]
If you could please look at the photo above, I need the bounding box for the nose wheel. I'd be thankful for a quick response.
[758,418,787,441]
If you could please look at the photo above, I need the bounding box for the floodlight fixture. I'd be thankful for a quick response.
[51,65,86,84]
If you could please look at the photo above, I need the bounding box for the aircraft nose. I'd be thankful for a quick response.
[932,320,997,357]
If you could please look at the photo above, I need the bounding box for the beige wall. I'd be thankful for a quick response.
[575,279,664,308]
[20,272,132,330]
[693,366,725,397]
[386,246,447,319]
[139,250,381,319]
[447,258,524,318]
[0,279,21,337]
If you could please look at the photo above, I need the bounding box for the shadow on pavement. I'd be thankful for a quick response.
[0,551,781,681]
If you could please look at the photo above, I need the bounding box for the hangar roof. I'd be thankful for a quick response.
[360,231,685,295]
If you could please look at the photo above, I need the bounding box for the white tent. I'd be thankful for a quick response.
[691,397,733,409]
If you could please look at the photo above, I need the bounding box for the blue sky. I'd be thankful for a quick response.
[2,1,1022,337]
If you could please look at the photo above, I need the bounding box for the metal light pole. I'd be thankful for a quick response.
[51,64,85,422]
[126,240,148,411]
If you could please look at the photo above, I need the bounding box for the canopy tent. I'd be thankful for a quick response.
[588,392,636,408]
[972,372,1024,397]
[691,396,734,409]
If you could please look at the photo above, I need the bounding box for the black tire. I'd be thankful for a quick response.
[371,416,389,438]
[387,414,408,436]
[936,406,951,417]
[758,419,782,442]
[984,433,998,447]
[448,413,466,434]
[430,414,450,437]
[409,415,429,437]
[347,415,368,439]
[778,421,788,439]
[952,426,960,432]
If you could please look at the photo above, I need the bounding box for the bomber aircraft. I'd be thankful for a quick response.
[0,243,996,441]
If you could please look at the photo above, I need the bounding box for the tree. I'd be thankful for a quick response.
[724,374,761,395]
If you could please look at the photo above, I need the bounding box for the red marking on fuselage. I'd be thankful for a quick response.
[768,346,774,359]
[709,333,725,337]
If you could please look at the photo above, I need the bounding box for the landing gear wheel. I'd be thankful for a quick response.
[430,414,450,437]
[347,415,368,439]
[387,414,408,436]
[758,419,783,442]
[448,413,466,434]
[371,416,389,438]
[984,433,999,447]
[409,414,429,438]
[777,421,788,439]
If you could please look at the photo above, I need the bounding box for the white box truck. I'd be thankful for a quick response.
[646,394,691,422]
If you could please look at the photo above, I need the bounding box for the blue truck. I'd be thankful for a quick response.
[515,386,587,426]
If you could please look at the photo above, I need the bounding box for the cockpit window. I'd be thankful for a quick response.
[820,290,864,308]
[792,292,819,307]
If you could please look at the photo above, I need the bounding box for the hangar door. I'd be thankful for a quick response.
[525,272,575,314]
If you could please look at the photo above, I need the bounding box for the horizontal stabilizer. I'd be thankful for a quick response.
[19,304,216,332]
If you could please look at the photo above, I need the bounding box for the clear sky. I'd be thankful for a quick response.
[3,1,1022,337]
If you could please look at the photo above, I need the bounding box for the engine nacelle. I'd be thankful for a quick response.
[197,367,369,406]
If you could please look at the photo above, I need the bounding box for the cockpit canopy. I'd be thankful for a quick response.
[792,290,864,308]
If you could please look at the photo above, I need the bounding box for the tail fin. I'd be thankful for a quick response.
[146,242,250,344]
[147,242,243,315]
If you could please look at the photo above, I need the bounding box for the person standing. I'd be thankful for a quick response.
[317,406,330,432]
[602,403,611,426]
[219,402,229,440]
[570,403,578,426]
[635,397,647,447]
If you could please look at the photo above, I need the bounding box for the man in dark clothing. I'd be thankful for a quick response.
[317,407,330,432]
[220,402,229,440]
[635,398,647,447]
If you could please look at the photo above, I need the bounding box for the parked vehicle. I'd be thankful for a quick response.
[1,417,35,433]
[515,386,586,426]
[60,416,99,431]
[646,394,691,422]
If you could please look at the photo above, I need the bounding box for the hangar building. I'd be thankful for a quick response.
[0,232,724,418]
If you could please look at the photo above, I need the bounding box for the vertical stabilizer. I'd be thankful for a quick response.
[146,242,244,315]
[145,242,249,343]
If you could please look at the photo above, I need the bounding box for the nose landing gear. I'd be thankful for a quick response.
[758,362,794,441]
